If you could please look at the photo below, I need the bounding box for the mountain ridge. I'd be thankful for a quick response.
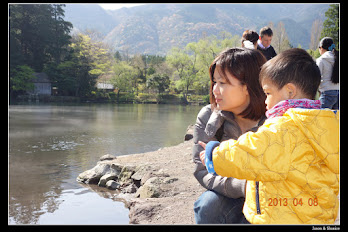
[64,3,330,55]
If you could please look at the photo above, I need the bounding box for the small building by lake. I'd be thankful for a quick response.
[28,72,52,95]
[96,82,115,92]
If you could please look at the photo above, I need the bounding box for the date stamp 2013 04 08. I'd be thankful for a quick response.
[268,197,319,207]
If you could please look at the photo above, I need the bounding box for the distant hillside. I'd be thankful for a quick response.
[64,3,330,55]
[64,4,116,36]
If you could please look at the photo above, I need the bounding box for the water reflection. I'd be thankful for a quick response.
[9,103,201,224]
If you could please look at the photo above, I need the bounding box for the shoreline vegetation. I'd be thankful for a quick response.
[13,93,209,105]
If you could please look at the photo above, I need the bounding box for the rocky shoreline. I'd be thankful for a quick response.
[76,125,207,224]
[76,125,340,225]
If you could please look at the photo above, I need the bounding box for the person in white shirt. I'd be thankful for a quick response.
[316,37,339,109]
[241,30,259,50]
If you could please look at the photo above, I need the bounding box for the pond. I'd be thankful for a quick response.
[9,103,202,225]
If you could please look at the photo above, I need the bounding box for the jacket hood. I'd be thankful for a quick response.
[285,108,339,174]
[320,51,335,65]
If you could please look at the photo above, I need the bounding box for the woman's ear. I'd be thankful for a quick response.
[285,83,297,99]
[243,84,249,96]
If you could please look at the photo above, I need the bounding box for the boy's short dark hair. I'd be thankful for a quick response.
[260,26,273,38]
[209,48,267,120]
[259,48,321,99]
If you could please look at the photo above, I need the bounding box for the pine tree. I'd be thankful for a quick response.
[321,4,339,46]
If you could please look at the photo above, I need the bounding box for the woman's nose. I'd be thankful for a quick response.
[213,84,219,96]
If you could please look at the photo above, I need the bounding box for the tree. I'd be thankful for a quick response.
[109,61,135,101]
[62,33,112,97]
[45,59,78,96]
[9,4,72,71]
[130,54,146,95]
[309,19,323,50]
[271,21,291,54]
[9,4,72,99]
[186,35,220,95]
[306,49,321,59]
[114,51,122,61]
[9,65,35,98]
[48,4,73,64]
[321,4,339,46]
[146,73,170,98]
[167,47,197,104]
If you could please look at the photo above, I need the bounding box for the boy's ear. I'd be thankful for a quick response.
[285,83,297,99]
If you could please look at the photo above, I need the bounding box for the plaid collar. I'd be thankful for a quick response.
[266,99,321,119]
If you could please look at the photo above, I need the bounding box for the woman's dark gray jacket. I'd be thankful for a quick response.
[192,104,266,198]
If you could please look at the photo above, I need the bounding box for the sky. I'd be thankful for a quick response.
[99,4,145,10]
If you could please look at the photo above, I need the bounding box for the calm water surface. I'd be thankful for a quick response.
[9,103,202,225]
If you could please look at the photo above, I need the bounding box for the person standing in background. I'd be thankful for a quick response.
[316,37,339,109]
[257,26,277,60]
[241,30,259,50]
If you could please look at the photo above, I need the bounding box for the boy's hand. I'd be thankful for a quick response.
[199,150,206,166]
[198,141,206,149]
[198,141,207,166]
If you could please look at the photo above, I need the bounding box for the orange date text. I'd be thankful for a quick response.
[268,198,318,207]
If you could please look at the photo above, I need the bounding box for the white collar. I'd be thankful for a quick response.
[258,39,270,49]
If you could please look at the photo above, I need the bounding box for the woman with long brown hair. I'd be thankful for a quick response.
[192,47,267,224]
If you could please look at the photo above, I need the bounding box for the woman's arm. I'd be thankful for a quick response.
[192,105,246,198]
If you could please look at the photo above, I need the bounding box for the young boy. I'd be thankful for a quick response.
[200,48,339,224]
[257,26,277,60]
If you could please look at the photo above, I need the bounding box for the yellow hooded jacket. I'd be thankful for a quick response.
[212,108,339,224]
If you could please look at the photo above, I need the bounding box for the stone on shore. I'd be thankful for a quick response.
[76,151,181,202]
[98,173,118,187]
[118,165,136,186]
[99,154,117,161]
[122,183,138,194]
[76,161,123,184]
[106,180,120,190]
[76,163,111,184]
[184,124,194,141]
[131,165,151,182]
[135,177,162,198]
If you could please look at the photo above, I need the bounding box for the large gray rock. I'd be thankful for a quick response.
[110,163,123,174]
[118,165,136,185]
[76,162,123,184]
[139,168,170,186]
[135,177,163,198]
[98,173,118,187]
[106,180,120,190]
[76,163,111,184]
[121,183,138,194]
[131,165,151,181]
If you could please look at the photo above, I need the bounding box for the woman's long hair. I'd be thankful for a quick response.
[209,47,267,120]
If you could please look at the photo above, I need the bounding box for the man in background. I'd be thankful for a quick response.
[257,26,277,60]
